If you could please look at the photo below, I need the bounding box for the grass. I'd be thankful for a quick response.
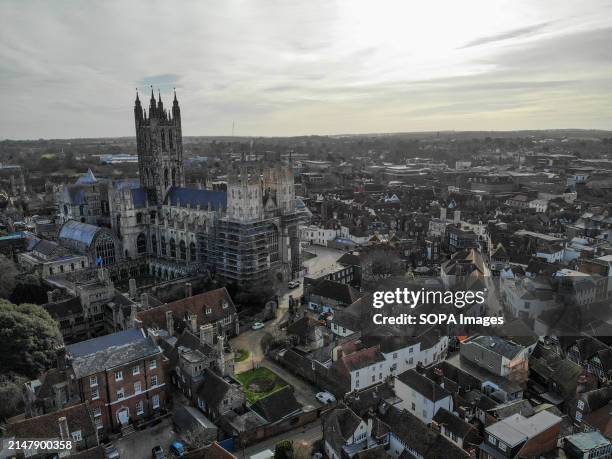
[235,348,250,363]
[235,366,288,403]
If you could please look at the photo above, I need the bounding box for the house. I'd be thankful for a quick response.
[382,406,470,458]
[24,328,167,437]
[505,195,530,209]
[332,345,387,393]
[570,386,612,438]
[250,386,302,424]
[394,369,453,424]
[460,336,529,385]
[501,276,556,321]
[562,431,612,459]
[305,278,362,313]
[564,336,612,384]
[322,405,388,459]
[136,287,239,339]
[433,407,481,451]
[195,368,245,422]
[479,411,562,458]
[6,403,99,458]
[286,316,325,348]
[441,248,486,289]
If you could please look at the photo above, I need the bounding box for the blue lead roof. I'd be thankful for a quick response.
[58,220,102,246]
[165,187,227,210]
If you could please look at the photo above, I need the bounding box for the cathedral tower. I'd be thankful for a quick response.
[134,88,184,205]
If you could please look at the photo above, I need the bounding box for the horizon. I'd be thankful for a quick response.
[1,0,612,139]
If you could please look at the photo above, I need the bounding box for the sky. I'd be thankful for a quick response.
[1,0,611,139]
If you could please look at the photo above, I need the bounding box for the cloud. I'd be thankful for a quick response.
[460,22,551,48]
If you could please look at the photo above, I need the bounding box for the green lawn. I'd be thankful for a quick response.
[235,366,288,403]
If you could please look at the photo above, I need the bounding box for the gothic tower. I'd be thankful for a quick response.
[134,88,185,205]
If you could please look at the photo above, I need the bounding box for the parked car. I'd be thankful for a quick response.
[316,391,336,404]
[252,322,265,330]
[288,280,300,289]
[104,444,120,459]
[169,442,185,458]
[152,446,167,459]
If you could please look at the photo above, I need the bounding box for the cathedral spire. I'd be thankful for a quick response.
[149,85,157,118]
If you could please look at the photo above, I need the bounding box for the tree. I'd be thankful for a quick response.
[0,254,19,300]
[0,374,26,421]
[274,440,293,459]
[0,299,63,378]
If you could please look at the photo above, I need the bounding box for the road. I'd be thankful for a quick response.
[115,417,176,459]
[239,419,322,459]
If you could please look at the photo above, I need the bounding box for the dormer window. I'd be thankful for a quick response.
[206,308,212,315]
[222,301,228,309]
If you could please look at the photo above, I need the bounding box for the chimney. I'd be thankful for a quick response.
[56,347,67,371]
[199,324,214,346]
[140,293,148,308]
[165,310,174,336]
[129,278,137,299]
[189,314,198,333]
[58,416,70,441]
[440,207,447,221]
[217,335,226,375]
[454,210,461,223]
[434,367,444,388]
[185,282,193,298]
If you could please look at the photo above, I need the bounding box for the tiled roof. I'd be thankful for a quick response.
[7,402,96,440]
[340,346,385,372]
[396,369,451,402]
[137,288,236,331]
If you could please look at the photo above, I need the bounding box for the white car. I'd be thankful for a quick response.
[288,280,300,289]
[316,391,336,404]
[251,322,265,330]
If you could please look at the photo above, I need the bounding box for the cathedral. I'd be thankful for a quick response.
[105,89,302,285]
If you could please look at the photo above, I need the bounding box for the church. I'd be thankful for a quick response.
[99,89,303,285]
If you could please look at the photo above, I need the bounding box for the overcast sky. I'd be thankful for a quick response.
[1,0,611,139]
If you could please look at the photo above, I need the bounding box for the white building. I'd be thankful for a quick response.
[394,369,453,424]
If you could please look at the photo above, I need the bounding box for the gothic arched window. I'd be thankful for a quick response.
[171,168,176,187]
[170,238,176,258]
[169,130,173,149]
[179,240,186,260]
[189,242,196,261]
[161,236,166,255]
[161,130,166,150]
[164,169,169,189]
[151,234,157,255]
[136,233,146,254]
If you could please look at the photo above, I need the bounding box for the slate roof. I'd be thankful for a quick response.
[382,406,469,458]
[196,368,232,407]
[7,402,96,440]
[75,169,98,185]
[396,369,452,402]
[310,279,361,305]
[137,288,236,331]
[67,328,160,378]
[470,335,525,360]
[165,187,227,210]
[250,386,302,423]
[45,296,84,319]
[322,405,363,442]
[432,407,475,438]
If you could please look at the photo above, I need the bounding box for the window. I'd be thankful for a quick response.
[132,365,140,376]
[372,375,375,382]
[408,357,414,365]
[206,308,212,315]
[170,238,176,258]
[152,395,160,409]
[393,353,398,359]
[115,370,123,381]
[134,382,142,394]
[71,430,82,442]
[151,375,158,386]
[179,240,186,260]
[149,359,157,370]
[137,233,146,254]
[116,388,125,400]
[422,409,427,418]
[93,407,101,417]
[488,435,497,446]
[355,380,359,388]
[498,442,507,452]
[136,400,144,415]
[190,242,196,261]
[379,373,383,380]
[90,376,98,387]
[411,402,416,411]
[94,418,103,429]
[91,387,99,400]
